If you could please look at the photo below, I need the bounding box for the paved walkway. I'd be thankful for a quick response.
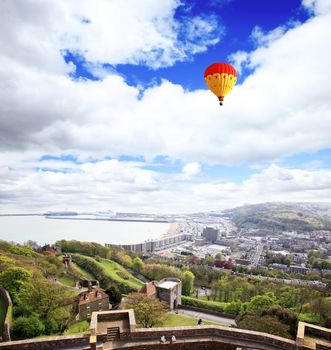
[176,309,236,327]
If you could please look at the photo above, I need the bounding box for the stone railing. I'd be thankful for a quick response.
[119,325,297,350]
[0,334,89,349]
[0,286,12,342]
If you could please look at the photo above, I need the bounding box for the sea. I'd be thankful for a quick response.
[0,215,170,245]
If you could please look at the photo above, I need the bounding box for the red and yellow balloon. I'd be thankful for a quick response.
[204,62,237,106]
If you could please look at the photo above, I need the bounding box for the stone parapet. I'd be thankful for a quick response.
[0,334,89,349]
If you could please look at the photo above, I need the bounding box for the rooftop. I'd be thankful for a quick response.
[157,281,178,289]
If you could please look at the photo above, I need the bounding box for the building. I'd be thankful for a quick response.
[106,233,192,253]
[139,277,181,311]
[202,227,219,243]
[194,237,206,246]
[74,285,110,320]
[288,265,309,275]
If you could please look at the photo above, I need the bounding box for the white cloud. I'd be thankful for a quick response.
[180,162,202,179]
[193,164,331,210]
[1,0,331,164]
[0,0,221,71]
[1,0,331,212]
[1,157,330,213]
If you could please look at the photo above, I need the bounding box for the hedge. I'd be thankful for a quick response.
[181,296,227,313]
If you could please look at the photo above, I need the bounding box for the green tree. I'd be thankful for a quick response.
[182,271,195,296]
[19,277,72,328]
[204,255,214,266]
[11,316,45,340]
[0,267,31,303]
[126,293,168,327]
[247,293,276,312]
[105,285,122,306]
[224,301,242,315]
[132,257,144,273]
[237,314,292,339]
[309,297,331,325]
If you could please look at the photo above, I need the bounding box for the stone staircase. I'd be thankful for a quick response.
[106,327,120,342]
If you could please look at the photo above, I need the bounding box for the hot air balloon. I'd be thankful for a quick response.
[204,62,237,106]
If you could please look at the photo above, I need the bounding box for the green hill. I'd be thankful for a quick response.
[224,202,331,232]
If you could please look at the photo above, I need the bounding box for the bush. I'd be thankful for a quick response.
[224,301,242,315]
[9,246,33,258]
[11,316,45,340]
[105,285,122,306]
[181,296,226,313]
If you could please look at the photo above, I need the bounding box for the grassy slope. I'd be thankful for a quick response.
[98,258,143,290]
[58,275,76,287]
[71,262,95,280]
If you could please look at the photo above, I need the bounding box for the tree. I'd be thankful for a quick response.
[215,253,223,260]
[0,267,31,303]
[19,276,72,331]
[247,293,276,312]
[105,285,122,306]
[11,316,45,340]
[310,297,331,325]
[126,293,168,327]
[132,257,144,273]
[182,271,195,296]
[237,314,292,339]
[224,301,242,315]
[204,255,213,266]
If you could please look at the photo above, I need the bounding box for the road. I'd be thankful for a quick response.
[176,309,236,327]
[250,242,264,267]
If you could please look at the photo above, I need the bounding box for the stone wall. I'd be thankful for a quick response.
[0,286,12,342]
[119,325,297,350]
[0,334,89,349]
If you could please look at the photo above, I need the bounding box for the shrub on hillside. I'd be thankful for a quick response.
[9,246,33,258]
[11,316,45,340]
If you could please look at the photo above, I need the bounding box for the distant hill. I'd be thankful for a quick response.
[223,202,331,232]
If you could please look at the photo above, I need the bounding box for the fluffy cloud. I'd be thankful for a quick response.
[1,157,330,213]
[1,0,331,212]
[0,0,221,71]
[1,0,331,164]
[193,164,331,210]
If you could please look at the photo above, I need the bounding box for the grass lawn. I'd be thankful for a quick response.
[161,313,228,327]
[58,275,76,287]
[99,258,144,290]
[64,320,90,335]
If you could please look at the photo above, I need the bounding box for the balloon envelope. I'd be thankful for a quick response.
[204,62,237,105]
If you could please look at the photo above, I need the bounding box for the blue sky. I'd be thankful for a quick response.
[0,0,330,213]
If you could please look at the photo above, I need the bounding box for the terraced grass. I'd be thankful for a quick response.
[98,258,143,290]
[70,262,95,280]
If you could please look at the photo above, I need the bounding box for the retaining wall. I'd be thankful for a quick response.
[0,334,89,349]
[0,286,12,342]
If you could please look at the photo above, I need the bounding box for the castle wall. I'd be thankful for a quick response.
[0,334,89,349]
[0,286,12,342]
